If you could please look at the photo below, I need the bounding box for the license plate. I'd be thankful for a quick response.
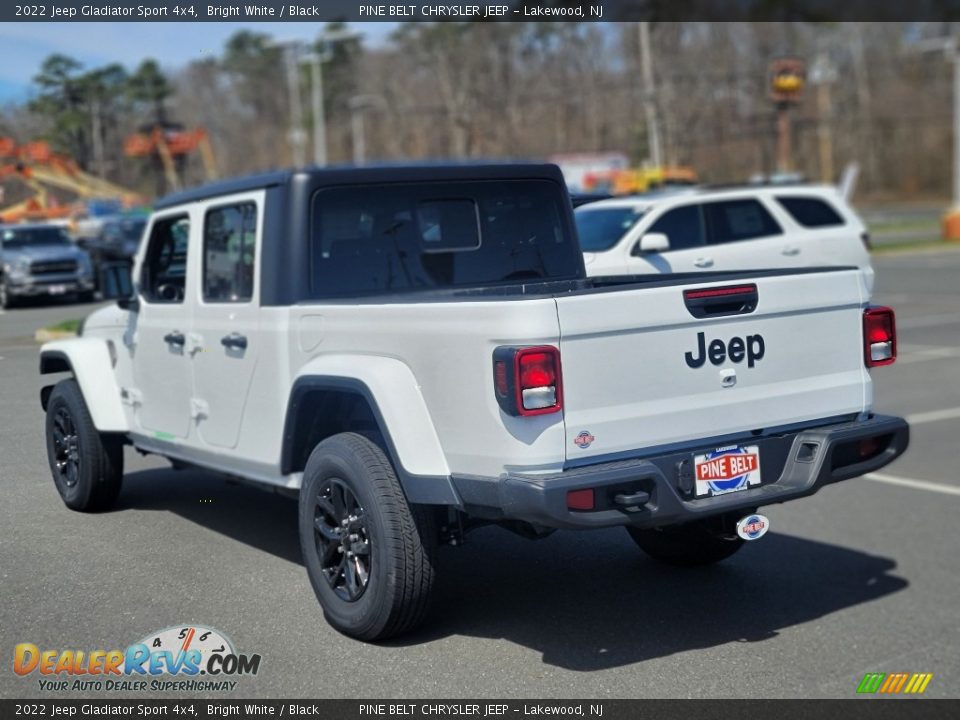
[47,285,67,295]
[694,445,762,497]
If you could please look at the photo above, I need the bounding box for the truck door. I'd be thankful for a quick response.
[188,192,263,450]
[132,212,195,439]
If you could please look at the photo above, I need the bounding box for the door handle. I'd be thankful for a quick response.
[694,257,714,268]
[163,331,185,346]
[221,333,248,350]
[782,245,801,256]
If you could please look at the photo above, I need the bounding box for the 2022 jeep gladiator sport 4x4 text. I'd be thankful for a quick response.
[39,164,909,641]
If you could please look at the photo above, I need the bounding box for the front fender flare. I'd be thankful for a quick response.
[39,339,128,433]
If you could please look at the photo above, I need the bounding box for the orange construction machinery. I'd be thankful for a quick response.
[582,165,699,196]
[0,138,141,224]
[124,124,218,192]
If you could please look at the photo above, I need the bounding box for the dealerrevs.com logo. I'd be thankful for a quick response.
[14,625,261,693]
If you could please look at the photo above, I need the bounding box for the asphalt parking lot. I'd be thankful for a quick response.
[1,248,959,700]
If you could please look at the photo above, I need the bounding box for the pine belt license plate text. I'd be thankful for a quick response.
[47,285,67,295]
[694,445,762,497]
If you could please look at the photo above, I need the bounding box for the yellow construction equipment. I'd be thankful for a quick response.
[582,165,699,195]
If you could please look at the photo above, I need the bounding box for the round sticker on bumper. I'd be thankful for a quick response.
[736,514,770,541]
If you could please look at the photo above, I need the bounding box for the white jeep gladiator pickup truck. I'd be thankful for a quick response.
[39,164,908,641]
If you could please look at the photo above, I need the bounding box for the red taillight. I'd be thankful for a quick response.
[492,345,563,417]
[519,351,556,388]
[516,346,562,415]
[863,307,896,367]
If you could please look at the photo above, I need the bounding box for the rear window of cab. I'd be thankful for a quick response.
[309,179,581,298]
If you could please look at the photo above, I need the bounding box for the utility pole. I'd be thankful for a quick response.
[638,22,662,168]
[348,94,387,165]
[308,52,326,167]
[282,43,306,167]
[303,28,362,167]
[811,53,837,184]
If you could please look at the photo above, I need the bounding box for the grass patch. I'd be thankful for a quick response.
[43,318,82,333]
[872,238,959,254]
[868,219,940,235]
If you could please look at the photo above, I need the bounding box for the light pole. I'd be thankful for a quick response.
[283,43,307,167]
[810,52,837,184]
[273,28,361,168]
[347,94,386,165]
[304,28,362,167]
[638,21,662,168]
[269,38,307,167]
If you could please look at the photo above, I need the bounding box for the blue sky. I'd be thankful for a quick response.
[0,22,395,103]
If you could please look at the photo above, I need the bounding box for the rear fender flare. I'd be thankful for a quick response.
[284,355,455,504]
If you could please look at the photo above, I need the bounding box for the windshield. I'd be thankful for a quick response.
[1,226,72,249]
[574,206,646,252]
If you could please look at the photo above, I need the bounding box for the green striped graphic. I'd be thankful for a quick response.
[857,673,886,693]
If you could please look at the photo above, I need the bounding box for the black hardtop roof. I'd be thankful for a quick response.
[153,162,566,210]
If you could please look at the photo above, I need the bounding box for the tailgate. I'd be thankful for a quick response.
[556,270,869,462]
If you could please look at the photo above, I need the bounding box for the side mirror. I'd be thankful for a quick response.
[117,295,140,312]
[634,233,671,255]
[99,262,137,309]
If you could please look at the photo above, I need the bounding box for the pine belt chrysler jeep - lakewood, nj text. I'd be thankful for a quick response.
[39,164,908,640]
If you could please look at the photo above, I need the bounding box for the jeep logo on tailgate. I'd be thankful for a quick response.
[685,332,765,369]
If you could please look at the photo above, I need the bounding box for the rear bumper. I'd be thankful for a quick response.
[451,414,909,530]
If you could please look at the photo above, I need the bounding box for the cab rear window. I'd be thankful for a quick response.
[310,180,580,297]
[776,196,846,228]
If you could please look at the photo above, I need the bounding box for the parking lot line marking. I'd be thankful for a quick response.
[896,347,960,364]
[905,406,960,426]
[898,313,960,329]
[865,473,960,497]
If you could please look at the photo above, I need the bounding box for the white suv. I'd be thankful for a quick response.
[575,185,874,292]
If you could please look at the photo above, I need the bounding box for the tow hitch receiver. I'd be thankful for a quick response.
[736,513,770,541]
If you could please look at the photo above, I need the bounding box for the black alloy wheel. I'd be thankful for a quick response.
[314,478,371,602]
[51,406,81,491]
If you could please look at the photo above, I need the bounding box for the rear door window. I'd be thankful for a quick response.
[202,202,257,303]
[776,196,846,228]
[644,205,706,251]
[703,199,783,244]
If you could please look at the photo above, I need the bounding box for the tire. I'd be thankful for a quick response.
[299,432,437,641]
[626,512,747,567]
[77,291,95,304]
[45,379,124,512]
[0,280,16,309]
